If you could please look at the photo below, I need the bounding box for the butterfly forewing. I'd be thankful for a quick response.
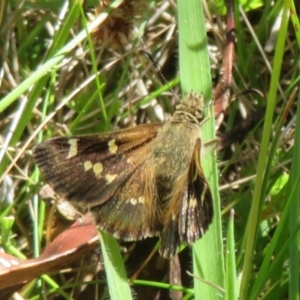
[34,124,161,207]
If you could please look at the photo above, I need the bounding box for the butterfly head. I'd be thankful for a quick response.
[173,92,205,126]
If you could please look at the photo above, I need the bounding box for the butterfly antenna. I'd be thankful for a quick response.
[140,50,180,102]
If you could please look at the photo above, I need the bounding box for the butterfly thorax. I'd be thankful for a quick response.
[172,92,205,126]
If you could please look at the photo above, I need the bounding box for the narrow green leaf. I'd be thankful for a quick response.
[177,0,225,298]
[99,231,133,300]
[225,210,238,300]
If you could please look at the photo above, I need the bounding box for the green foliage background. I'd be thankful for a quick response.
[0,0,299,299]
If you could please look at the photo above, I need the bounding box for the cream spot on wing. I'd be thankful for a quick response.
[66,139,78,159]
[201,185,208,203]
[93,162,103,177]
[190,197,197,208]
[200,227,204,236]
[84,160,93,171]
[130,198,137,205]
[105,173,117,183]
[182,198,188,212]
[171,213,176,220]
[108,139,118,153]
[138,196,145,204]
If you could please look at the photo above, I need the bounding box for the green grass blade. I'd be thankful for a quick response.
[0,0,123,114]
[239,2,290,298]
[99,231,133,300]
[177,0,225,298]
[225,210,238,300]
[287,86,300,300]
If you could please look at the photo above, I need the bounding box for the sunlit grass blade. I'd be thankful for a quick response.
[99,231,133,300]
[177,0,224,298]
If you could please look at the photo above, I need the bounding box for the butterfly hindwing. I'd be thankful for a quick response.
[179,138,214,244]
[159,138,213,258]
[92,163,160,241]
